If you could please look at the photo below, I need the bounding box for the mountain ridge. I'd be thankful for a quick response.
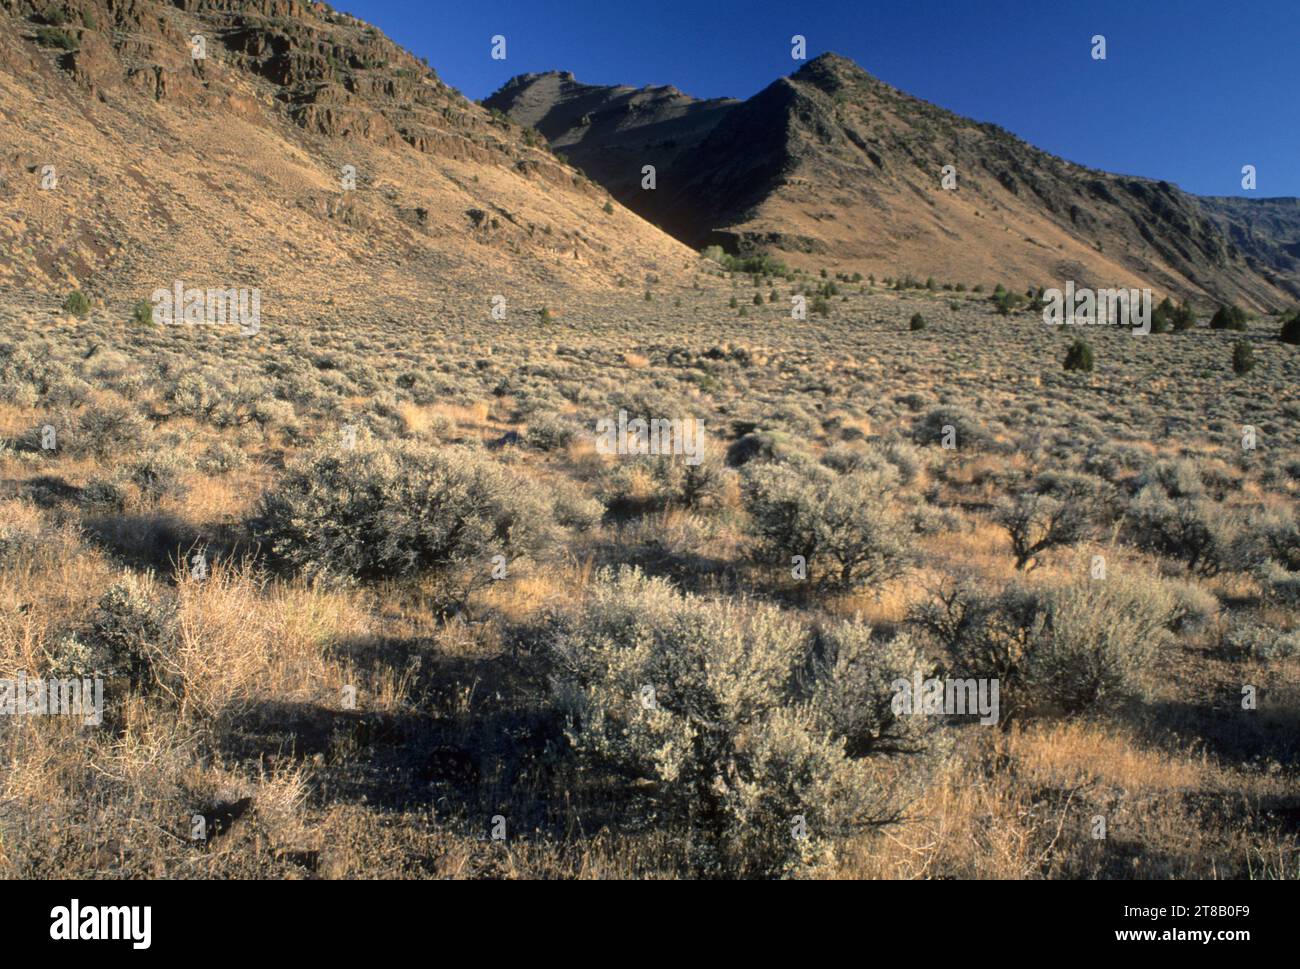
[0,0,696,313]
[487,52,1300,310]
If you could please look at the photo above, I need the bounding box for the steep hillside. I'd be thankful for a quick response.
[0,0,697,315]
[489,54,1298,310]
[1200,197,1300,301]
[483,70,736,230]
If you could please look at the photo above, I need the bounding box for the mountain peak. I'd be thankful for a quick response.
[483,49,1296,307]
[792,52,873,91]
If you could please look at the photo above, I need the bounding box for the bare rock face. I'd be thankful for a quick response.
[0,0,696,305]
[488,53,1299,309]
[1200,197,1300,301]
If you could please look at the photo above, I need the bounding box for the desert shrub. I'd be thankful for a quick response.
[909,313,926,331]
[820,442,893,476]
[806,622,939,757]
[1232,340,1254,375]
[600,448,730,513]
[725,431,789,467]
[0,500,46,566]
[61,290,90,316]
[1280,312,1300,345]
[673,449,730,509]
[1163,578,1220,632]
[879,439,924,485]
[0,379,39,408]
[1063,339,1094,372]
[129,450,192,505]
[1255,508,1300,572]
[1026,575,1176,715]
[79,474,129,513]
[167,371,217,420]
[1137,458,1205,499]
[197,439,248,475]
[1210,304,1248,331]
[913,573,1180,717]
[1261,631,1300,660]
[1253,559,1294,603]
[547,567,934,877]
[13,414,67,456]
[553,490,604,533]
[52,576,177,686]
[43,374,92,408]
[250,396,296,430]
[1223,622,1300,661]
[72,402,149,459]
[1082,441,1149,483]
[525,412,575,451]
[742,461,911,590]
[911,405,990,450]
[1171,301,1196,331]
[130,300,154,326]
[908,580,1043,721]
[35,26,78,50]
[252,442,550,602]
[995,472,1107,569]
[1126,487,1242,576]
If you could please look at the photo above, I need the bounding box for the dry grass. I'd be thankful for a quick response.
[0,280,1296,881]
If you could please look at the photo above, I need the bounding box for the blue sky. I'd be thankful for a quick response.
[336,0,1300,198]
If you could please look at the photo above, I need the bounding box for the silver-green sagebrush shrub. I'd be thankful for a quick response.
[51,575,177,688]
[909,579,1043,721]
[252,442,551,600]
[1126,487,1243,576]
[742,461,911,590]
[994,471,1111,570]
[1025,574,1177,716]
[599,448,731,514]
[547,567,936,878]
[911,574,1180,718]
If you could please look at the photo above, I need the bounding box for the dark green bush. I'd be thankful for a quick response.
[909,313,926,331]
[1209,304,1248,331]
[1063,339,1093,372]
[62,290,90,317]
[1150,297,1174,334]
[1231,340,1254,375]
[35,26,78,50]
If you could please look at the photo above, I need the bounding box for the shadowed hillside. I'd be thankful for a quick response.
[489,53,1300,310]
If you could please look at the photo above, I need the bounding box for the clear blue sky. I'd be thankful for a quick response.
[337,0,1300,198]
